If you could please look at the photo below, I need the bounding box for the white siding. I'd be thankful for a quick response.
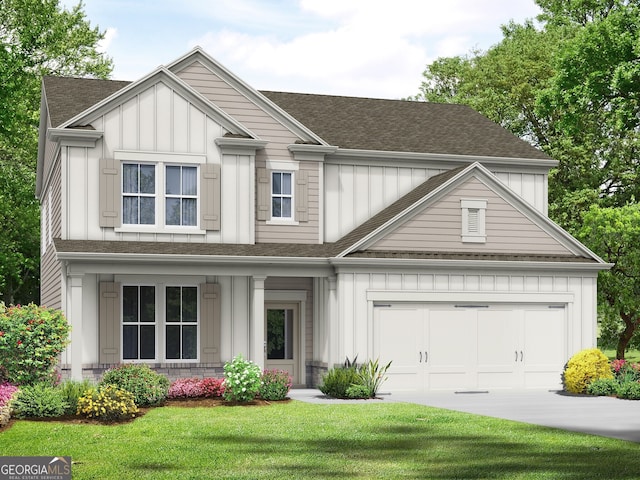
[333,269,598,370]
[325,163,548,242]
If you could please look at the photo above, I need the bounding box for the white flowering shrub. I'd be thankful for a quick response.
[223,355,261,403]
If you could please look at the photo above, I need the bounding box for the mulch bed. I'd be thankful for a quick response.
[0,397,291,433]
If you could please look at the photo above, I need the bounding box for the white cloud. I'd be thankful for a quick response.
[98,27,118,53]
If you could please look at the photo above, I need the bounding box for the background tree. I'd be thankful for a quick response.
[578,205,640,359]
[411,0,640,356]
[0,0,112,304]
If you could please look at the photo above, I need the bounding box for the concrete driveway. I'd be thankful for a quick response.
[289,389,640,443]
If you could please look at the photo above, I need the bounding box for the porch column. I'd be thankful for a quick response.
[68,273,84,380]
[327,275,339,368]
[250,275,266,370]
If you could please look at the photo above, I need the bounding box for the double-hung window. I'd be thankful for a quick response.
[123,163,156,225]
[166,166,197,226]
[271,171,292,219]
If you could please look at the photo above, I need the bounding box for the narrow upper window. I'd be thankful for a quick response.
[461,199,487,243]
[271,171,292,219]
[123,163,156,225]
[166,165,198,226]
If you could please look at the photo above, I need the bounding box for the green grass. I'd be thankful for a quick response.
[2,401,639,479]
[602,348,640,362]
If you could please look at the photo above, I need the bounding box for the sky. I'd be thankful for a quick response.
[61,0,542,100]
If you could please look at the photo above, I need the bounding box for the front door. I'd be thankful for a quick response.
[265,304,299,384]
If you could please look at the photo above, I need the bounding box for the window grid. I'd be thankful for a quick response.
[165,165,198,226]
[122,163,156,225]
[271,171,293,219]
[122,285,156,360]
[165,286,199,361]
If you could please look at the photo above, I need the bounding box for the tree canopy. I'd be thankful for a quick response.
[411,0,640,357]
[0,0,112,304]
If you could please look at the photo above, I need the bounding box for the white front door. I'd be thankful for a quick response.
[265,303,299,385]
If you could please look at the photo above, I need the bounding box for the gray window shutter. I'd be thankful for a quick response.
[296,169,309,222]
[257,167,270,221]
[99,282,121,364]
[200,283,221,364]
[201,163,221,231]
[99,158,121,228]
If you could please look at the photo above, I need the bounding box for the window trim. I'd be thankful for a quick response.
[461,198,487,243]
[119,280,201,363]
[270,170,295,221]
[114,151,206,234]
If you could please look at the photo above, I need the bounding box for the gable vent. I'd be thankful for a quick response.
[468,208,480,233]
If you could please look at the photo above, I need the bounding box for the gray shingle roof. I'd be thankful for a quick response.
[42,76,551,160]
[43,76,131,127]
[261,91,551,160]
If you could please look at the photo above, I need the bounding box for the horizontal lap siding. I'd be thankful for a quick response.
[41,159,62,309]
[177,63,320,243]
[370,177,571,255]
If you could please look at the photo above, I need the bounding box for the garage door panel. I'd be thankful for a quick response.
[374,307,424,392]
[373,302,566,393]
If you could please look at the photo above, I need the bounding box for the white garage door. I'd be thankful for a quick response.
[373,303,566,392]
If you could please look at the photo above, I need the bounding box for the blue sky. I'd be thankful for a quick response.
[62,0,542,99]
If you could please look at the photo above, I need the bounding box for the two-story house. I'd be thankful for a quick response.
[36,47,609,392]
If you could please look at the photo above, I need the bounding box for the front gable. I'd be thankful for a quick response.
[339,163,602,262]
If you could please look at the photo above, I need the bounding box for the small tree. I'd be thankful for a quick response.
[577,205,640,359]
[0,303,71,385]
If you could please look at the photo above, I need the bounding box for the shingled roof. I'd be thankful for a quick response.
[261,91,551,160]
[42,76,551,160]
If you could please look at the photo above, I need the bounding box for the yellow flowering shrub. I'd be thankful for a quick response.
[563,348,613,394]
[77,385,138,422]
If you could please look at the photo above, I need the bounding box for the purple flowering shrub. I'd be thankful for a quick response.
[0,382,19,427]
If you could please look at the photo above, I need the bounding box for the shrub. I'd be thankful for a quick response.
[11,383,68,418]
[0,303,71,385]
[59,379,95,415]
[319,367,361,399]
[0,382,18,407]
[223,355,261,403]
[168,378,204,399]
[0,382,19,428]
[612,361,640,383]
[345,384,371,399]
[586,377,619,396]
[77,385,138,422]
[563,348,613,394]
[100,364,169,407]
[356,358,392,398]
[200,377,225,398]
[617,381,640,400]
[259,370,292,401]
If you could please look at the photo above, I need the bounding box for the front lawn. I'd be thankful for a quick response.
[2,401,639,479]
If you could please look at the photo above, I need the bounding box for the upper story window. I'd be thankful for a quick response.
[166,166,197,226]
[123,163,156,225]
[271,171,293,219]
[101,152,220,232]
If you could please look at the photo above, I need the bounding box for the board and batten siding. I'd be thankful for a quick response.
[63,79,256,243]
[335,270,597,368]
[324,163,549,243]
[369,177,571,255]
